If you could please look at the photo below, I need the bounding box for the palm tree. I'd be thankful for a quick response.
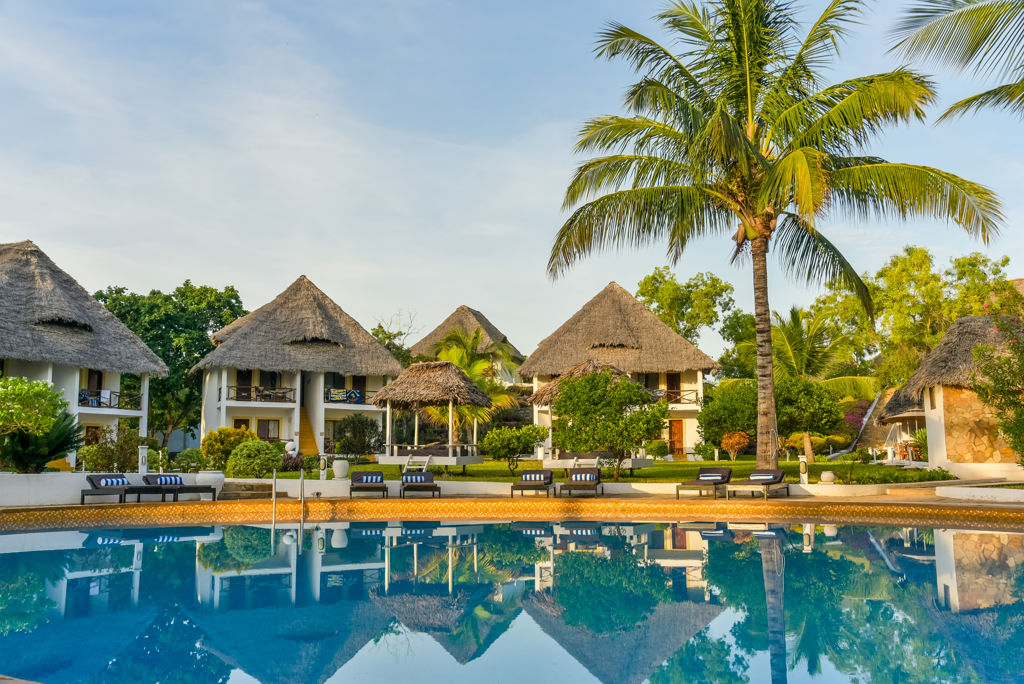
[736,307,878,398]
[548,0,1002,467]
[894,1,1024,119]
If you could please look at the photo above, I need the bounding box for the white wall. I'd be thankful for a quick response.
[925,384,948,468]
[0,472,218,507]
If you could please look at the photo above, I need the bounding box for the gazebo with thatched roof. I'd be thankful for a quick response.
[875,385,926,457]
[194,275,403,455]
[0,240,168,467]
[520,282,717,458]
[372,361,491,464]
[903,315,1020,477]
[409,304,524,363]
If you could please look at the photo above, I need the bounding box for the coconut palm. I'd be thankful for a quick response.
[736,307,878,398]
[429,327,518,381]
[549,0,1002,466]
[894,1,1024,119]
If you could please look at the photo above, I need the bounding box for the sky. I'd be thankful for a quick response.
[0,0,1020,357]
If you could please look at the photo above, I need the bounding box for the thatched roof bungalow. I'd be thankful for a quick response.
[903,316,1020,477]
[409,304,524,363]
[519,282,716,458]
[195,275,403,454]
[528,359,633,406]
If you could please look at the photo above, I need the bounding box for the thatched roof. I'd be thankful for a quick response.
[529,359,634,406]
[371,361,491,408]
[0,240,167,376]
[371,583,492,633]
[878,385,924,423]
[523,594,724,684]
[905,316,1004,397]
[409,305,524,362]
[517,282,718,378]
[193,276,403,375]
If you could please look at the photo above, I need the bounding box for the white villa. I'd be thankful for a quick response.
[194,276,404,455]
[0,241,168,465]
[518,282,718,459]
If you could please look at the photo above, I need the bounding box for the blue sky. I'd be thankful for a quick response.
[0,1,1020,356]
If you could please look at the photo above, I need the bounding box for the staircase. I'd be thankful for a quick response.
[299,411,319,456]
[403,455,431,473]
[219,482,275,500]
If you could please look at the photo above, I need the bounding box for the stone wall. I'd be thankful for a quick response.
[953,532,1024,610]
[941,387,1016,463]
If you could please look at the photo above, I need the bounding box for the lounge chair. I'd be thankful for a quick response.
[142,474,218,501]
[558,467,604,497]
[400,471,441,498]
[510,469,555,497]
[350,471,388,498]
[81,474,166,505]
[725,469,789,500]
[675,467,732,499]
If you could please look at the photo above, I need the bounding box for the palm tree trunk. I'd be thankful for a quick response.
[759,536,787,684]
[751,236,778,469]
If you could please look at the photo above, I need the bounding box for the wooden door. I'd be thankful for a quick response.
[351,375,367,403]
[87,369,103,391]
[666,373,681,403]
[235,370,252,401]
[669,420,684,456]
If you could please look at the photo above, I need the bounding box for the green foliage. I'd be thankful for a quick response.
[910,428,929,459]
[222,526,274,566]
[95,281,246,445]
[636,268,735,343]
[479,424,549,471]
[646,439,670,458]
[717,311,757,379]
[692,441,717,461]
[370,310,416,367]
[0,377,68,437]
[477,524,545,569]
[836,466,954,485]
[173,447,207,473]
[332,413,384,456]
[225,441,283,478]
[78,428,145,473]
[650,629,749,684]
[698,382,758,446]
[0,550,67,635]
[975,317,1024,462]
[201,426,257,471]
[0,411,84,473]
[554,550,670,634]
[551,370,668,480]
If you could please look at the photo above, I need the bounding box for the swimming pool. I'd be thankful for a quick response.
[0,519,1019,683]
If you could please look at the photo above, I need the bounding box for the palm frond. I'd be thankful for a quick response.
[573,115,692,157]
[938,76,1024,119]
[818,375,879,399]
[595,21,710,99]
[563,155,694,208]
[758,147,826,220]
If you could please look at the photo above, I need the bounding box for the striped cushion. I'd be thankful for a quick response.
[403,474,426,483]
[698,473,723,481]
[100,477,129,487]
[573,529,598,536]
[360,474,383,483]
[523,473,546,481]
[571,472,596,481]
[93,537,122,545]
[750,473,776,481]
[156,476,183,485]
[402,528,430,536]
[153,535,180,543]
[523,529,547,536]
[357,529,383,536]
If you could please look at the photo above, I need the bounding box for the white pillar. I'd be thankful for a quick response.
[448,544,454,595]
[448,400,454,458]
[139,374,150,438]
[472,416,478,445]
[386,401,393,455]
[219,368,228,428]
[414,411,419,447]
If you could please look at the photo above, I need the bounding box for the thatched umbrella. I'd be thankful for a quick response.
[409,304,524,362]
[528,359,634,406]
[518,282,717,379]
[371,361,492,454]
[878,385,924,424]
[0,240,167,376]
[905,316,1004,398]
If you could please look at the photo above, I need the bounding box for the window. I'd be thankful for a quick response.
[324,372,346,390]
[233,418,251,431]
[87,369,103,391]
[928,387,936,411]
[256,419,280,441]
[261,371,281,388]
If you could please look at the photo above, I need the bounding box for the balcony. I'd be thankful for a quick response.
[78,389,141,411]
[219,385,296,403]
[653,389,700,404]
[323,388,377,405]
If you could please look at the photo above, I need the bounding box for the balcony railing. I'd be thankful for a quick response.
[653,389,700,404]
[78,389,141,410]
[220,386,296,403]
[323,388,376,405]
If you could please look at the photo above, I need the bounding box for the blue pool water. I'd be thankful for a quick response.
[0,520,1020,683]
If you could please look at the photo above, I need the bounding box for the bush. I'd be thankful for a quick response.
[174,448,207,473]
[222,526,273,565]
[824,435,848,452]
[0,377,68,437]
[225,441,283,478]
[646,439,670,458]
[201,427,257,471]
[479,424,549,471]
[79,427,144,473]
[332,414,383,456]
[0,411,84,473]
[721,431,750,460]
[697,381,757,446]
[692,441,717,461]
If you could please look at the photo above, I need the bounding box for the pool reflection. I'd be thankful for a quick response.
[2,521,1023,683]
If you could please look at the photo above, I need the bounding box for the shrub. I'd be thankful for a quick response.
[692,441,717,461]
[697,381,757,446]
[0,411,84,473]
[910,428,929,459]
[824,435,848,452]
[77,427,145,473]
[201,427,257,470]
[721,431,750,461]
[174,448,207,473]
[646,439,670,458]
[222,526,273,565]
[225,441,283,478]
[555,551,670,633]
[0,377,68,437]
[332,414,383,456]
[479,424,549,471]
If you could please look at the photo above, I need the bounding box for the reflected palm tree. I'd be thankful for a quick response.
[758,536,787,684]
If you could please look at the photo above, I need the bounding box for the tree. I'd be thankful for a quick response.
[698,381,759,446]
[96,281,246,448]
[974,316,1024,461]
[0,551,67,636]
[547,1,1002,468]
[372,310,417,367]
[0,378,68,437]
[551,370,668,480]
[894,1,1024,120]
[479,424,549,471]
[636,268,735,342]
[554,550,670,633]
[0,411,84,473]
[721,431,750,460]
[717,310,757,378]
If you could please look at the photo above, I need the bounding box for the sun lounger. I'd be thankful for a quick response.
[350,471,388,498]
[558,467,604,497]
[400,471,441,498]
[142,474,217,501]
[511,469,555,497]
[675,467,732,499]
[81,474,166,504]
[725,469,789,500]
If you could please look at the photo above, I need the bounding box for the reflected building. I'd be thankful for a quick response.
[934,529,1024,613]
